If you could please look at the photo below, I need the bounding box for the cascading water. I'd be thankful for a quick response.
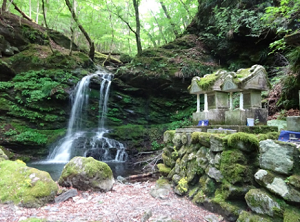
[46,69,127,163]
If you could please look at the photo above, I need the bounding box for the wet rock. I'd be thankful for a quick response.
[55,189,78,203]
[58,157,114,192]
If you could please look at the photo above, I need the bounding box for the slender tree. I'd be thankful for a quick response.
[36,0,39,23]
[132,0,142,54]
[1,0,7,13]
[65,0,95,60]
[159,1,179,38]
[41,0,54,53]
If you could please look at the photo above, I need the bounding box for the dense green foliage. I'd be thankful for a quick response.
[2,0,197,55]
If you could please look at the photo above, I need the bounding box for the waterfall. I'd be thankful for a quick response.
[46,69,127,163]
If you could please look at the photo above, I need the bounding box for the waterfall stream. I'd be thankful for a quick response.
[45,69,127,163]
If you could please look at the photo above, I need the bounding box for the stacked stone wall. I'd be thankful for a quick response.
[159,130,300,221]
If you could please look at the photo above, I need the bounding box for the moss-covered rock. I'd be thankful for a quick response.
[210,134,227,152]
[227,132,259,152]
[199,175,216,197]
[191,132,211,147]
[0,160,58,208]
[163,130,176,143]
[289,174,300,190]
[283,206,300,222]
[58,157,114,192]
[157,163,171,176]
[150,178,172,199]
[220,150,252,184]
[237,211,273,222]
[254,169,300,203]
[0,147,8,161]
[245,189,283,218]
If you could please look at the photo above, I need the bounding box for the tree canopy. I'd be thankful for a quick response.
[0,0,198,56]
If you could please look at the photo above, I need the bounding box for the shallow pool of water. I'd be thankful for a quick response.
[28,161,141,181]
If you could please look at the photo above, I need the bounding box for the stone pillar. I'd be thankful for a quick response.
[229,92,233,110]
[196,93,200,113]
[239,92,244,111]
[204,93,208,112]
[299,90,300,110]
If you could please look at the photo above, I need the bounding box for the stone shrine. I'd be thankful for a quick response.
[189,65,270,125]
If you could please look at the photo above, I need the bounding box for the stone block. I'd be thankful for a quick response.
[287,116,300,132]
[207,129,237,134]
[225,110,246,125]
[193,109,227,125]
[245,108,268,125]
[259,140,295,175]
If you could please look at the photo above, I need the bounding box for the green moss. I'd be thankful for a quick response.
[0,160,57,207]
[59,157,113,181]
[227,132,259,149]
[162,153,176,168]
[284,206,300,222]
[157,163,171,176]
[220,150,252,184]
[191,132,211,147]
[289,175,300,190]
[237,211,273,222]
[156,177,170,186]
[192,190,206,204]
[196,73,219,90]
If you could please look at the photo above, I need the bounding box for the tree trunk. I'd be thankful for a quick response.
[149,9,167,44]
[41,0,54,53]
[159,1,179,38]
[2,0,7,13]
[36,0,39,23]
[29,0,31,18]
[142,26,157,47]
[132,0,142,55]
[12,2,33,22]
[179,0,191,17]
[65,0,94,61]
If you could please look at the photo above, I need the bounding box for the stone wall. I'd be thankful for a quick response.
[159,130,300,221]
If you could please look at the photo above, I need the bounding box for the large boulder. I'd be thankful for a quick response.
[0,160,58,208]
[259,140,296,175]
[58,157,114,192]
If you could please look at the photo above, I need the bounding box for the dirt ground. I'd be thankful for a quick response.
[0,181,225,222]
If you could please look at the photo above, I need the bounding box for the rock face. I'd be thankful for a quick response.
[58,157,114,191]
[0,160,58,208]
[259,139,295,175]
